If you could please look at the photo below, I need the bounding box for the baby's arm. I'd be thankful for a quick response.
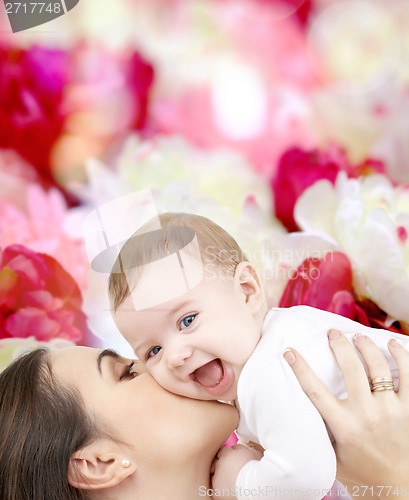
[211,395,336,500]
[229,315,338,499]
[212,445,262,494]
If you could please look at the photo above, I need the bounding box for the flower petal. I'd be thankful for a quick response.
[5,308,60,341]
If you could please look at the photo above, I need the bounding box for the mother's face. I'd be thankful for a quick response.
[50,347,238,460]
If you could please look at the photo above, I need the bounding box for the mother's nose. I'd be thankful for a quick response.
[166,344,193,369]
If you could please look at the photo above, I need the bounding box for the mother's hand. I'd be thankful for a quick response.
[284,330,409,498]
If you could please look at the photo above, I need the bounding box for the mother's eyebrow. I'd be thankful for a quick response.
[97,349,120,375]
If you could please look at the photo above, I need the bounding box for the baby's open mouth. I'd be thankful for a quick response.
[191,359,230,395]
[193,359,223,387]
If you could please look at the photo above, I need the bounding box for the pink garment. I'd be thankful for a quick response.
[322,480,351,499]
[223,432,239,448]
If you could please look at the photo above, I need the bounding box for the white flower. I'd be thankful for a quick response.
[295,172,409,326]
[71,134,273,216]
[115,134,273,217]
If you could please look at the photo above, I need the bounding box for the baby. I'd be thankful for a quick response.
[109,212,409,500]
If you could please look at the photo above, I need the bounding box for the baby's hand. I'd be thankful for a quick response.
[211,444,259,496]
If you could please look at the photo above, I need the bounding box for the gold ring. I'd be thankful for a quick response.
[371,384,395,392]
[370,377,393,385]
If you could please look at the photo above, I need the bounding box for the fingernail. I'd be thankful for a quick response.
[353,333,361,341]
[328,329,341,340]
[283,348,296,366]
[389,338,401,348]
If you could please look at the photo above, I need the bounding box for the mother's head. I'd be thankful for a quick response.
[0,346,238,500]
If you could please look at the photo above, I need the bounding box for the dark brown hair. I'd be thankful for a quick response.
[108,212,247,311]
[0,348,98,500]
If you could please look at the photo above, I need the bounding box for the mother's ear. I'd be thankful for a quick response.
[68,439,136,491]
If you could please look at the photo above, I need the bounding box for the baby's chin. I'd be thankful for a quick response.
[177,385,237,403]
[197,385,237,403]
[216,387,237,403]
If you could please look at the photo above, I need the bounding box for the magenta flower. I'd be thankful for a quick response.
[127,51,155,130]
[271,146,385,232]
[0,244,87,342]
[259,0,314,26]
[279,251,405,333]
[0,45,70,184]
[0,43,154,187]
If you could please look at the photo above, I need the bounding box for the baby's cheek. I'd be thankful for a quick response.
[151,368,178,392]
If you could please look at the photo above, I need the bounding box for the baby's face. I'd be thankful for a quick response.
[114,260,261,401]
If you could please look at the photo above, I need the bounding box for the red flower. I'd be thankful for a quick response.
[279,252,405,333]
[271,146,384,232]
[0,45,70,185]
[0,244,87,342]
[258,0,314,26]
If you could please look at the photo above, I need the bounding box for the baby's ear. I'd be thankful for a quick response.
[68,439,136,491]
[234,262,265,313]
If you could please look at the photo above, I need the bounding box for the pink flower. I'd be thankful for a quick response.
[0,178,89,292]
[221,1,317,89]
[0,45,70,185]
[271,146,385,232]
[240,0,314,27]
[153,85,316,176]
[151,0,317,175]
[279,252,406,333]
[65,45,154,132]
[0,149,42,210]
[0,244,88,342]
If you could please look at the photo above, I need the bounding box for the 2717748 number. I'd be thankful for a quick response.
[349,486,408,497]
[5,3,62,14]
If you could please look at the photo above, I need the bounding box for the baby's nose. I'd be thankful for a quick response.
[166,345,193,369]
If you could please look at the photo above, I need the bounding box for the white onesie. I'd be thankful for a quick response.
[235,305,409,500]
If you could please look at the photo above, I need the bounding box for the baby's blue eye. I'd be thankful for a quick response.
[179,314,196,330]
[147,346,161,359]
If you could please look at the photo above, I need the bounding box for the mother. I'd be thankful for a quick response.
[1,340,408,500]
[0,345,242,500]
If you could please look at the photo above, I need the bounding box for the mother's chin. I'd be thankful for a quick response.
[180,397,239,459]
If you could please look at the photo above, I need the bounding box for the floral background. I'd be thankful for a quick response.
[1,2,408,496]
[1,0,409,371]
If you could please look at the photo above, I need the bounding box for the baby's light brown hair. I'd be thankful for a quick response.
[108,212,248,311]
